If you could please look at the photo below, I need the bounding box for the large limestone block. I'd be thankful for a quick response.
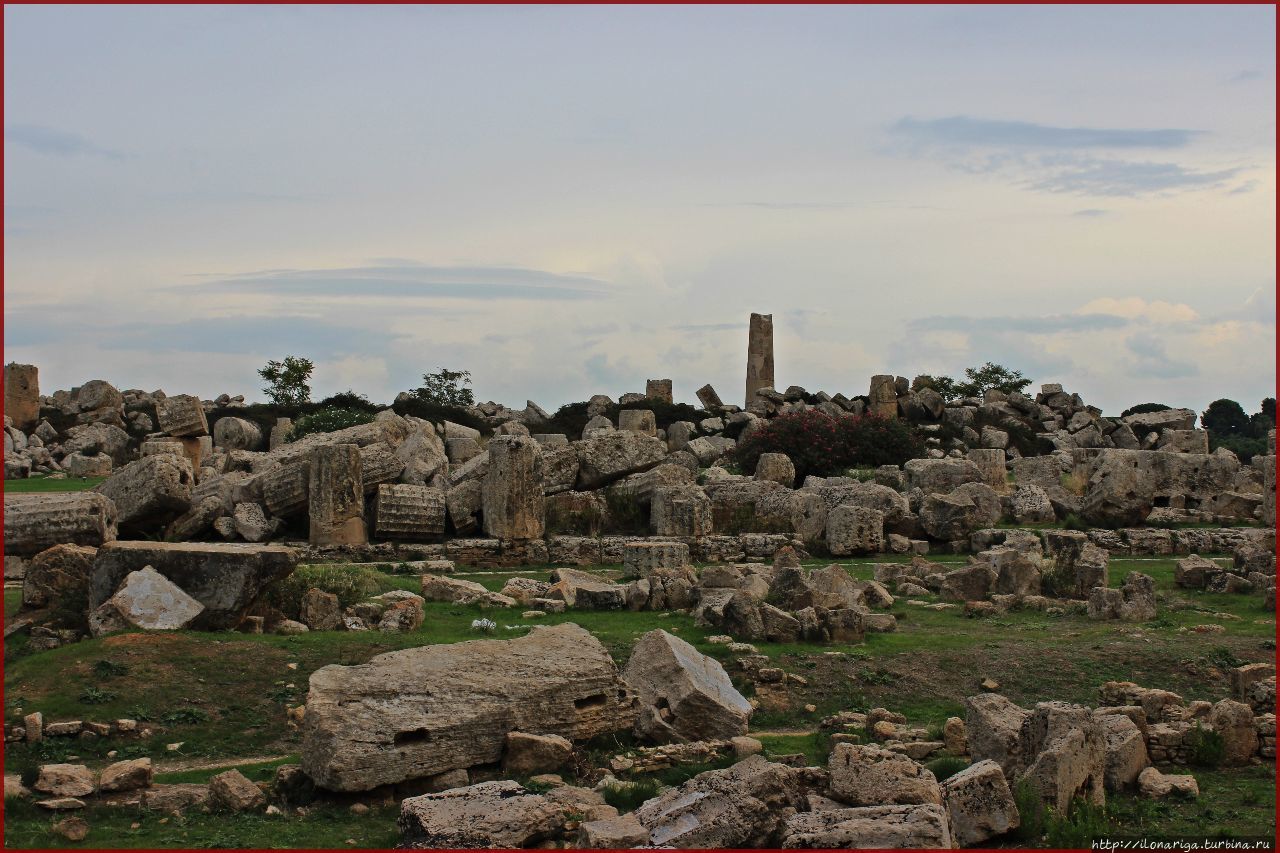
[1095,711,1148,791]
[548,568,626,609]
[482,435,545,539]
[618,409,658,437]
[89,567,205,636]
[301,623,635,791]
[394,423,447,487]
[34,765,95,798]
[622,541,689,578]
[966,448,1008,492]
[941,759,1019,846]
[4,363,39,432]
[781,804,952,849]
[575,432,667,490]
[964,693,1030,778]
[212,416,263,451]
[868,375,898,419]
[308,444,366,545]
[651,485,712,537]
[399,781,568,849]
[94,455,193,532]
[905,458,983,493]
[1016,701,1106,814]
[1123,407,1197,433]
[88,541,297,631]
[828,744,942,806]
[635,755,804,848]
[826,505,884,555]
[623,629,752,743]
[22,543,96,609]
[156,394,209,437]
[4,492,118,556]
[696,383,724,410]
[1209,699,1258,766]
[374,484,446,539]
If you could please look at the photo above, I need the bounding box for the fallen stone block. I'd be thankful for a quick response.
[94,454,193,533]
[89,566,205,636]
[623,629,752,743]
[4,492,118,556]
[828,743,942,806]
[781,803,952,849]
[399,781,568,849]
[941,759,1019,846]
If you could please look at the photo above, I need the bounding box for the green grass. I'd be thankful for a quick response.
[5,554,1276,848]
[3,475,106,493]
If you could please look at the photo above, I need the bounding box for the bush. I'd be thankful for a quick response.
[1012,779,1047,842]
[1120,402,1171,418]
[287,407,376,441]
[265,563,386,619]
[317,391,381,413]
[1185,722,1226,768]
[924,755,969,781]
[1045,798,1109,848]
[1211,434,1266,464]
[728,410,924,481]
[392,396,490,435]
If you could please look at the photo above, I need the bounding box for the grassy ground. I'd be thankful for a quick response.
[4,554,1275,848]
[3,475,106,493]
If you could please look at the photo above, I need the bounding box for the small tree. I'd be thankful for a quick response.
[953,362,1032,398]
[1201,399,1250,437]
[911,374,957,402]
[413,368,475,408]
[258,356,313,407]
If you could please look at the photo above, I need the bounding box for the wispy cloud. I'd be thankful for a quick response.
[1124,332,1198,379]
[174,264,612,301]
[4,124,123,159]
[892,116,1199,149]
[909,312,1130,334]
[1073,208,1109,217]
[1029,158,1237,196]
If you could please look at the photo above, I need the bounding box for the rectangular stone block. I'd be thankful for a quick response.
[622,541,690,578]
[4,363,39,432]
[481,436,545,540]
[94,454,193,532]
[156,394,209,438]
[645,379,673,404]
[309,444,366,546]
[3,492,118,556]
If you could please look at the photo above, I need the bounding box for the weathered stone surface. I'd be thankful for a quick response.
[618,408,658,437]
[1138,766,1199,799]
[156,394,208,437]
[1175,554,1221,589]
[941,759,1019,846]
[482,435,545,539]
[623,629,752,743]
[781,803,952,849]
[575,432,667,489]
[502,731,573,775]
[232,502,273,543]
[374,484,446,539]
[745,314,775,407]
[63,422,130,464]
[300,588,342,631]
[1017,701,1106,813]
[541,445,580,495]
[98,758,153,793]
[1209,699,1258,766]
[65,452,113,478]
[828,743,942,806]
[22,543,97,609]
[636,755,804,848]
[34,765,95,798]
[420,573,515,608]
[905,458,983,493]
[1095,712,1148,791]
[967,448,1007,492]
[399,781,568,849]
[755,453,795,487]
[4,363,40,432]
[869,375,899,420]
[622,541,689,578]
[965,693,1030,778]
[209,769,266,812]
[213,417,263,451]
[940,563,997,603]
[89,541,297,631]
[309,444,366,545]
[139,783,211,814]
[826,505,884,556]
[1123,407,1197,433]
[301,623,634,791]
[547,567,626,609]
[89,566,205,636]
[90,456,192,536]
[1087,572,1156,622]
[578,813,649,848]
[697,383,724,411]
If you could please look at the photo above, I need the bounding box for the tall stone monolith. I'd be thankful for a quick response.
[482,435,545,539]
[744,313,774,406]
[4,363,39,432]
[309,444,366,545]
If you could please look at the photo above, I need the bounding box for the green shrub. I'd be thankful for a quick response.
[924,755,969,782]
[615,400,708,430]
[1012,780,1047,842]
[1120,402,1171,418]
[1062,513,1088,532]
[1185,722,1225,768]
[601,778,663,813]
[287,407,376,441]
[392,396,490,435]
[78,686,117,705]
[160,707,211,726]
[1210,434,1266,464]
[729,410,922,481]
[317,390,381,413]
[265,563,386,619]
[1045,797,1109,848]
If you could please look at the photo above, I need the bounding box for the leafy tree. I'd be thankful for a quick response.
[1249,398,1277,439]
[1201,398,1250,437]
[953,362,1032,398]
[911,375,957,401]
[287,407,375,442]
[258,356,314,407]
[1120,402,1171,418]
[1262,398,1276,422]
[413,368,475,408]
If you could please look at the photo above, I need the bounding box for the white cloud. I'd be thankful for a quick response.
[1077,297,1199,323]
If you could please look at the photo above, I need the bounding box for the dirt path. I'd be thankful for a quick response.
[154,753,291,774]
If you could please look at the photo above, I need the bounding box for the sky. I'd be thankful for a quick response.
[4,5,1275,417]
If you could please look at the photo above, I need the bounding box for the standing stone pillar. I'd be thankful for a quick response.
[869,375,899,419]
[309,445,366,545]
[1261,455,1275,528]
[482,435,545,539]
[4,363,39,432]
[744,313,774,406]
[646,379,673,404]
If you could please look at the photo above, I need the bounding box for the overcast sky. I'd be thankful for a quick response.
[4,5,1275,416]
